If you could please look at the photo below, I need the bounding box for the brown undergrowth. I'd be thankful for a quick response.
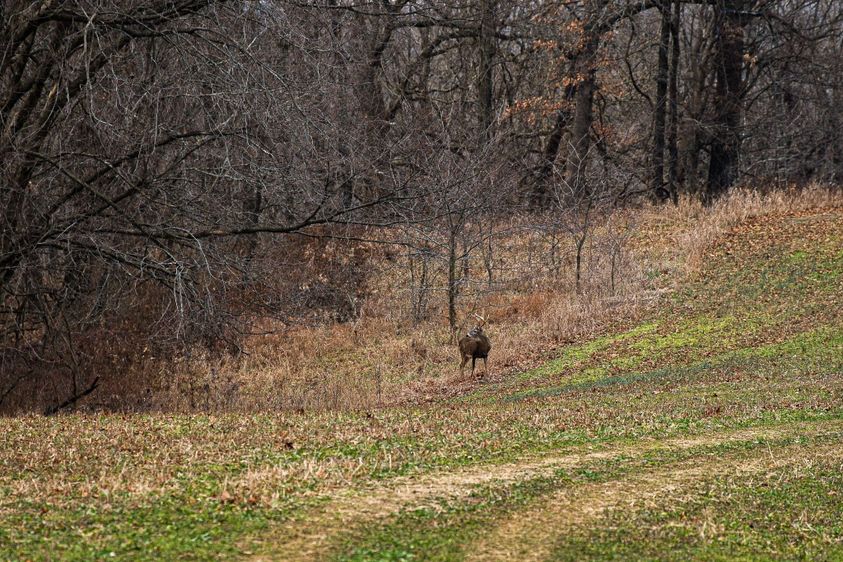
[77,185,843,413]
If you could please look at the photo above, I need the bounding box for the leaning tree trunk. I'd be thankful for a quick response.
[705,0,748,205]
[532,79,577,208]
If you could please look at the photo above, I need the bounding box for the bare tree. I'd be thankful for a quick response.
[2,0,840,412]
[0,1,411,411]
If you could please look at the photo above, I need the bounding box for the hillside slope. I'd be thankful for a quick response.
[1,206,841,561]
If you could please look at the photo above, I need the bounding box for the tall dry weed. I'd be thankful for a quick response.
[71,185,843,413]
[674,184,842,271]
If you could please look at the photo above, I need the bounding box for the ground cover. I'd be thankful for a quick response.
[1,205,840,561]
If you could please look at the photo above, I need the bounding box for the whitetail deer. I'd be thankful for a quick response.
[459,314,491,380]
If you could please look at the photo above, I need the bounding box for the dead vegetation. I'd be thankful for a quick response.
[1,198,840,558]
[115,185,840,413]
[4,185,837,414]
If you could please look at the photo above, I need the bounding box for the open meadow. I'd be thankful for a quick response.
[3,2,843,560]
[2,191,842,561]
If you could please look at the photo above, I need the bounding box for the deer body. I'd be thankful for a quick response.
[459,316,491,379]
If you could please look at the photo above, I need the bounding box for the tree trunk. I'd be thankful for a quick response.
[678,26,708,196]
[241,181,264,277]
[651,2,671,202]
[532,82,576,208]
[666,0,681,204]
[447,228,459,335]
[478,0,496,145]
[705,0,748,205]
[565,31,599,199]
[575,233,586,294]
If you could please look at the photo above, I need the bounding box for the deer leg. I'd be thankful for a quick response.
[483,357,488,378]
[471,357,476,378]
[460,355,468,375]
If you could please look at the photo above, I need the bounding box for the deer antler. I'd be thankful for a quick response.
[473,313,486,327]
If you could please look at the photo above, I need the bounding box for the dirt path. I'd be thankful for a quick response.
[249,419,843,561]
[466,439,843,562]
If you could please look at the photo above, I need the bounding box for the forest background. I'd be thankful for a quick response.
[1,0,841,414]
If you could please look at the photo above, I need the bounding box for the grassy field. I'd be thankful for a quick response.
[1,205,842,560]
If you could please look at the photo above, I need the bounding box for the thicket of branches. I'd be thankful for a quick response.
[1,0,840,412]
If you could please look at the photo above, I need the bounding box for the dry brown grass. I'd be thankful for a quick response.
[110,185,843,413]
[671,184,842,271]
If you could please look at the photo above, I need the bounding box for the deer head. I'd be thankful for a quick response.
[468,313,486,336]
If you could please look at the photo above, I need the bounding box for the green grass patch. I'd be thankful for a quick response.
[517,322,660,383]
[504,326,843,402]
[1,493,282,561]
[2,210,841,560]
[329,430,843,561]
[549,457,843,561]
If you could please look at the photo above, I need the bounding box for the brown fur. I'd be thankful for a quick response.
[458,318,491,380]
